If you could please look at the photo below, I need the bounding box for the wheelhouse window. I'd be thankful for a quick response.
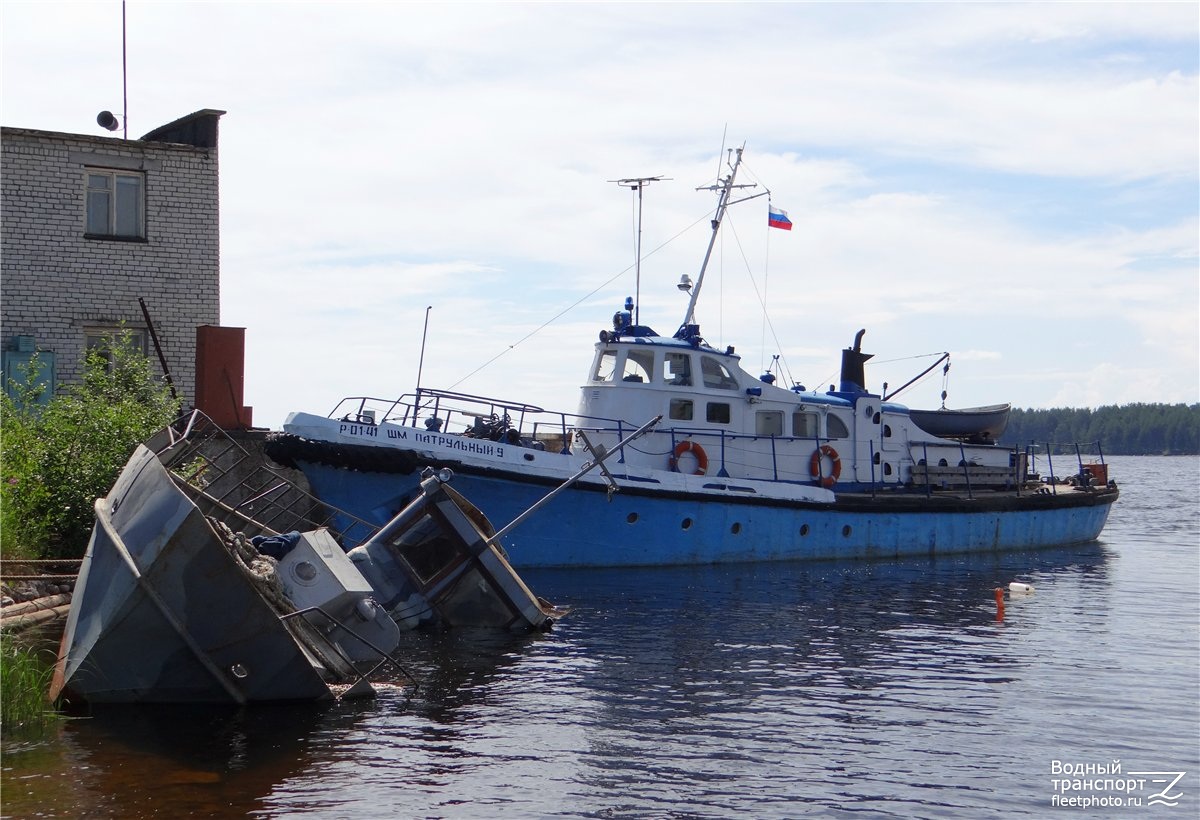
[756,410,783,436]
[664,352,692,386]
[701,356,738,390]
[706,402,730,424]
[592,349,617,382]
[669,398,693,421]
[793,411,818,438]
[86,170,144,238]
[621,349,654,383]
[390,513,457,583]
[827,413,849,439]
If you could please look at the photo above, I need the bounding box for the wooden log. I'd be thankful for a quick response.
[0,594,72,618]
[0,598,72,632]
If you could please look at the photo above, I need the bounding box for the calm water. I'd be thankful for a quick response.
[3,455,1197,818]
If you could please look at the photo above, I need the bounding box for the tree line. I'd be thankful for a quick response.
[999,403,1200,455]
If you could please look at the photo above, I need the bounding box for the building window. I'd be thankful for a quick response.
[86,170,144,238]
[86,328,148,370]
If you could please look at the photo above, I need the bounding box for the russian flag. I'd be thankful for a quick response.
[768,206,793,231]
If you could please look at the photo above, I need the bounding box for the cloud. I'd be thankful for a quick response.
[2,2,1196,425]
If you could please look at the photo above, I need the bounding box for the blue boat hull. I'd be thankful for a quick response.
[294,459,1116,568]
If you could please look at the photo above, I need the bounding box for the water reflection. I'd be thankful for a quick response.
[552,553,1100,661]
[530,542,1113,696]
[2,545,1117,819]
[3,703,332,818]
[500,547,1116,816]
[391,628,548,722]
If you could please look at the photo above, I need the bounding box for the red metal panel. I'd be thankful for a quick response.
[195,325,253,429]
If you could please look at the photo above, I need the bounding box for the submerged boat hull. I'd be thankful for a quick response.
[54,414,566,705]
[282,443,1116,568]
[347,472,567,629]
[55,447,340,704]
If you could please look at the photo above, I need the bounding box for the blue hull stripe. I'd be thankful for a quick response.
[298,461,1116,569]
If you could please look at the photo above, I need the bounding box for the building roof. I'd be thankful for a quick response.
[140,109,226,148]
[1,109,226,150]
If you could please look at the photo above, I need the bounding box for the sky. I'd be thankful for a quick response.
[2,2,1197,429]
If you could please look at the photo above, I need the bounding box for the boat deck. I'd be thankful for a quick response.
[834,482,1118,512]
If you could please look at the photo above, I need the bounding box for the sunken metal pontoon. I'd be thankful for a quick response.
[51,411,565,705]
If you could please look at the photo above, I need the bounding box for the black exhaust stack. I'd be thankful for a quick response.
[838,329,873,394]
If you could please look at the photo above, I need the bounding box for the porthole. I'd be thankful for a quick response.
[841,524,852,537]
[731,522,742,535]
[799,524,810,536]
[626,512,638,524]
[681,517,693,530]
[883,463,893,476]
[883,424,892,438]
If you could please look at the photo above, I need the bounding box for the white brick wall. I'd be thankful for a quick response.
[0,124,221,408]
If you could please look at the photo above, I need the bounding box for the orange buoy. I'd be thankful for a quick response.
[994,587,1005,620]
[809,444,841,489]
[669,440,709,475]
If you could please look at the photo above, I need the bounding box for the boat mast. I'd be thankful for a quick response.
[415,305,432,395]
[677,145,756,338]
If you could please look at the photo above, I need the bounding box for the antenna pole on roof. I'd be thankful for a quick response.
[121,0,128,139]
[610,175,667,327]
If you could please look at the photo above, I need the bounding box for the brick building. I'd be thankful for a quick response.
[1,109,225,411]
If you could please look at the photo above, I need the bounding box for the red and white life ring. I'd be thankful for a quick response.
[810,444,841,488]
[670,440,709,475]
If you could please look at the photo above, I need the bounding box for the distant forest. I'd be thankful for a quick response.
[998,403,1200,455]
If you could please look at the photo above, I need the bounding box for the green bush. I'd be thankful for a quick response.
[1,334,179,560]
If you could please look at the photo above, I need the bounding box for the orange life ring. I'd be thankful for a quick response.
[670,440,708,475]
[810,444,841,488]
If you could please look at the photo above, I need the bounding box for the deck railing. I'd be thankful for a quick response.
[152,410,381,547]
[321,393,1111,493]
